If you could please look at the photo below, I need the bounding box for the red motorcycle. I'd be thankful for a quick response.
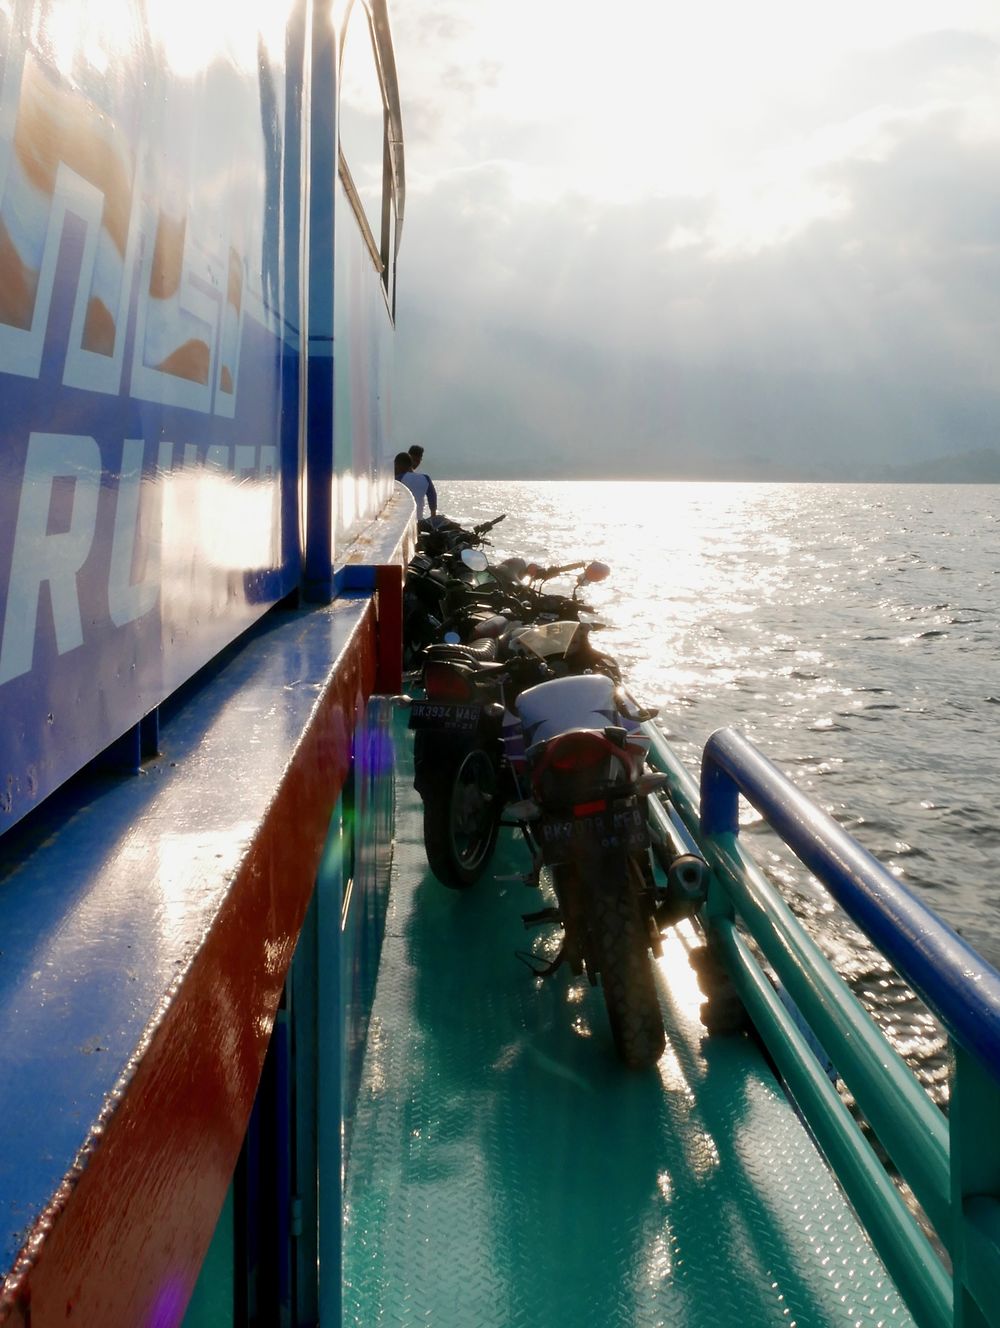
[513,673,672,1069]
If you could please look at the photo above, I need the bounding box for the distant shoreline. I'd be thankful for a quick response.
[429,446,1000,485]
[433,474,1000,484]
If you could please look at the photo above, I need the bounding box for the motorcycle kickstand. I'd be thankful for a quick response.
[515,942,566,979]
[494,871,541,887]
[495,849,544,889]
[521,906,562,928]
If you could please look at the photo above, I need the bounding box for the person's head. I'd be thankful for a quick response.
[394,451,413,479]
[408,445,424,469]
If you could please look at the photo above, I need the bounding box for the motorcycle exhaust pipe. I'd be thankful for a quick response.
[667,854,710,908]
[654,853,711,930]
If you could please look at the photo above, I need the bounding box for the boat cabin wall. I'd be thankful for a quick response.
[0,0,404,834]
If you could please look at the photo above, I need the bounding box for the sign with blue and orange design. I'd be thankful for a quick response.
[0,1,299,829]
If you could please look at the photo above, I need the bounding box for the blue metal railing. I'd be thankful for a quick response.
[701,728,1000,1075]
[643,721,1000,1328]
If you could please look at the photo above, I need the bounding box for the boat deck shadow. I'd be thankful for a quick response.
[342,720,913,1327]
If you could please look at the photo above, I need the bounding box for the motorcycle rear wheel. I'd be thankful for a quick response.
[587,857,666,1069]
[423,745,501,889]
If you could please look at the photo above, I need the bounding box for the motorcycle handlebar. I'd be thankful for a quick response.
[473,513,506,536]
[535,560,588,581]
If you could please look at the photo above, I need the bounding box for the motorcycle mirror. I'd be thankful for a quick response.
[443,631,461,645]
[582,561,610,584]
[461,548,490,572]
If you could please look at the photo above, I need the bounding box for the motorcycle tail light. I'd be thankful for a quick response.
[424,662,474,702]
[545,731,615,773]
[573,798,608,817]
[530,730,631,806]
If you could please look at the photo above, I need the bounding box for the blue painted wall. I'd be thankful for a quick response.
[0,0,402,830]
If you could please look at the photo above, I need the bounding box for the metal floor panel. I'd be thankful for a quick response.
[343,719,913,1327]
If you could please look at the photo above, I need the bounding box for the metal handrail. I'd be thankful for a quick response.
[642,720,1000,1328]
[701,727,1000,1078]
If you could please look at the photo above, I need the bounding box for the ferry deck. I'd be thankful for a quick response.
[341,708,913,1327]
[1,510,996,1325]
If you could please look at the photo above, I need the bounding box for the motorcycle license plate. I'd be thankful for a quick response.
[408,700,482,733]
[539,804,649,865]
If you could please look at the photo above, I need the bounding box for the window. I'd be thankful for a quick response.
[339,3,386,271]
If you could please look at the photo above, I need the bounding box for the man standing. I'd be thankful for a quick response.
[408,445,438,517]
[394,451,430,519]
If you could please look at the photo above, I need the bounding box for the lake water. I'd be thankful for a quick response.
[438,480,1000,1104]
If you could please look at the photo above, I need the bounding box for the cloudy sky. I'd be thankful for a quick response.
[389,1,1000,478]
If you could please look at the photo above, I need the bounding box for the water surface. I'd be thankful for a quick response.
[438,481,1000,1102]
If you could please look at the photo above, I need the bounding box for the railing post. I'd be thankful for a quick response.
[699,746,738,929]
[317,800,345,1328]
[700,745,739,836]
[951,1046,1000,1326]
[374,564,403,694]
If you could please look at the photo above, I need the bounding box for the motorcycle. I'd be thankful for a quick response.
[510,672,712,1069]
[416,512,506,559]
[409,612,623,888]
[403,529,518,667]
[403,533,612,669]
[405,540,711,1068]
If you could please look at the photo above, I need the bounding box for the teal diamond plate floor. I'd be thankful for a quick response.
[342,718,914,1327]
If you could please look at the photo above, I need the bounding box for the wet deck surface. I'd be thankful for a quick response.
[342,719,913,1327]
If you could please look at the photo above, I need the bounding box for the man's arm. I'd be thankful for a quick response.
[426,474,438,515]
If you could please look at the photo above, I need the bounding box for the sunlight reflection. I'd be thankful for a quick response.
[450,478,857,754]
[656,921,705,1027]
[643,1230,674,1284]
[364,1014,389,1096]
[201,473,279,570]
[155,824,255,941]
[656,1043,695,1105]
[145,0,292,74]
[41,0,135,75]
[161,466,278,579]
[494,482,794,692]
[689,1131,721,1180]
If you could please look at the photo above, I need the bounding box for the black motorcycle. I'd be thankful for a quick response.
[409,615,622,888]
[403,523,516,666]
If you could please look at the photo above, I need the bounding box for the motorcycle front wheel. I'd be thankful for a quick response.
[422,745,501,888]
[586,856,666,1069]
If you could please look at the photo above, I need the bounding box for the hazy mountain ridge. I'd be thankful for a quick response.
[435,447,1000,483]
[864,448,1000,482]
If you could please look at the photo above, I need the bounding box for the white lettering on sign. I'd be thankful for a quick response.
[108,438,160,629]
[0,432,101,684]
[0,431,278,689]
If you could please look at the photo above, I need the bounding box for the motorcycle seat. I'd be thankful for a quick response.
[425,640,503,665]
[516,673,619,744]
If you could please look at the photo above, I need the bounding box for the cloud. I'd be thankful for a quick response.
[393,19,1000,477]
